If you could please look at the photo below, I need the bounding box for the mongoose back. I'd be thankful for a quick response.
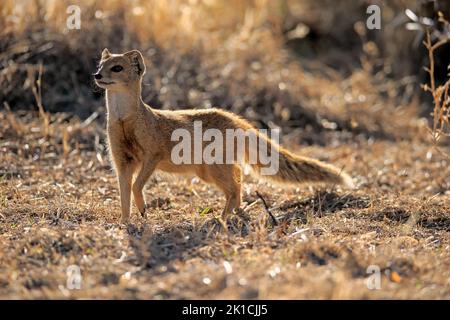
[94,48,354,224]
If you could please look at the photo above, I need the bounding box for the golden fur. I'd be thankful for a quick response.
[94,49,353,223]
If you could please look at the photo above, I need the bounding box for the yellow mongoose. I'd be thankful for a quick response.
[94,49,354,223]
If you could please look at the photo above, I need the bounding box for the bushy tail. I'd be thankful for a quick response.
[246,132,354,188]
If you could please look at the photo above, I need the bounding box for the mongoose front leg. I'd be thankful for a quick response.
[132,158,157,217]
[118,166,134,224]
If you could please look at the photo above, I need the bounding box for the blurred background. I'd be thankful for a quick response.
[1,0,449,145]
[1,1,449,300]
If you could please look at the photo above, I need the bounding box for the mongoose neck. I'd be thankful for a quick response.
[106,88,141,122]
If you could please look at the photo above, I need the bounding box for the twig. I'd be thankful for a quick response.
[31,62,50,137]
[255,191,278,226]
[423,24,450,158]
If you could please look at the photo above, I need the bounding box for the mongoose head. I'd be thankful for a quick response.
[94,48,146,90]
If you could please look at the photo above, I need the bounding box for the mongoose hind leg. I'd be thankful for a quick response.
[222,191,242,219]
[213,165,242,218]
[196,164,242,218]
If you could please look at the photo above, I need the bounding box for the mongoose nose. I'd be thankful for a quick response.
[94,73,103,80]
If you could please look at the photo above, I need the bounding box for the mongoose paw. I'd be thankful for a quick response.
[139,203,148,218]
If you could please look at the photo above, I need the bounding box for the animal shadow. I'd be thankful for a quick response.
[126,212,251,270]
[277,190,371,223]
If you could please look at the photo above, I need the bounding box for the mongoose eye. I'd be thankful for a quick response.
[110,65,123,72]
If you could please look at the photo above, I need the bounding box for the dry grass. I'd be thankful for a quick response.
[422,13,450,156]
[1,0,430,138]
[0,0,449,299]
[0,112,448,299]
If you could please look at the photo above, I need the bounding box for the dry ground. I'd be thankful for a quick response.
[0,112,448,299]
[1,0,449,300]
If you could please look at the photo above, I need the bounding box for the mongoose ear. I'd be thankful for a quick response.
[101,48,111,60]
[124,50,146,77]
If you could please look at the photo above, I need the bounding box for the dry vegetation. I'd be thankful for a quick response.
[422,13,450,154]
[0,0,449,299]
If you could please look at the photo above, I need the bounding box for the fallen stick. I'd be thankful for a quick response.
[255,191,278,226]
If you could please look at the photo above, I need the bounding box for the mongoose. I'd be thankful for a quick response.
[94,49,354,224]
